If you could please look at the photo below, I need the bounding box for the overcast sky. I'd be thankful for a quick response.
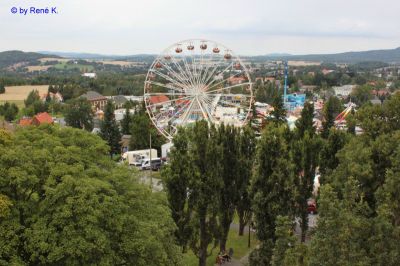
[1,0,399,55]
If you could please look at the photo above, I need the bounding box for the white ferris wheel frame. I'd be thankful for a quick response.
[144,39,254,140]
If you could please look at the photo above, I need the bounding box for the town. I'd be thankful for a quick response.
[1,1,400,265]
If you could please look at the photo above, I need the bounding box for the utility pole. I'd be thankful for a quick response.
[284,61,288,108]
[149,132,152,189]
[248,215,252,248]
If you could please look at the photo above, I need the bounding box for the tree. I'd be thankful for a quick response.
[120,105,132,135]
[236,126,256,236]
[351,85,372,106]
[162,127,194,253]
[271,216,300,266]
[292,132,320,242]
[216,124,239,251]
[24,89,41,107]
[0,84,5,94]
[295,101,315,138]
[269,95,286,125]
[356,93,400,139]
[321,96,342,138]
[308,181,371,266]
[64,98,94,131]
[249,124,295,265]
[0,126,181,265]
[319,128,348,178]
[48,85,57,94]
[163,121,222,266]
[0,194,11,218]
[0,102,19,121]
[129,105,164,151]
[100,100,121,156]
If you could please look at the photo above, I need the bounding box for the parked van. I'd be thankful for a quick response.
[141,158,162,171]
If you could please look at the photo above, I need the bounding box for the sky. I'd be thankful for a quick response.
[0,0,399,55]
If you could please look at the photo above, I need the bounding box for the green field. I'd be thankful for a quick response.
[54,62,94,71]
[0,100,24,109]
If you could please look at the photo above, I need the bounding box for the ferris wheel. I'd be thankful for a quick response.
[144,39,253,139]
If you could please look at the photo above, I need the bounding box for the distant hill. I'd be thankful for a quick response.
[39,51,156,62]
[39,47,400,64]
[0,50,61,69]
[257,47,400,63]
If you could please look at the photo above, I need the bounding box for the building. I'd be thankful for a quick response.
[110,95,128,109]
[333,85,356,97]
[114,108,135,121]
[82,73,97,79]
[228,76,247,85]
[120,135,131,153]
[124,96,144,102]
[148,95,170,112]
[41,92,63,102]
[18,112,54,126]
[31,112,53,125]
[300,85,318,93]
[80,91,108,111]
[322,69,335,75]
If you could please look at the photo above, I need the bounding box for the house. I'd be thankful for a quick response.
[300,85,318,93]
[322,69,334,75]
[82,73,97,79]
[371,89,390,97]
[149,95,169,105]
[18,112,53,126]
[80,91,108,111]
[111,95,128,109]
[114,108,135,121]
[148,95,170,112]
[333,85,356,97]
[41,92,63,102]
[31,112,53,125]
[19,117,32,126]
[228,76,247,85]
[124,96,144,102]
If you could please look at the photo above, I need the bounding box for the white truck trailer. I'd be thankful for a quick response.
[122,149,158,166]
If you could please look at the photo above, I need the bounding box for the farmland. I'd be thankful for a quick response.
[0,85,49,107]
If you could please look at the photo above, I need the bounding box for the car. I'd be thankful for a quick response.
[141,158,162,171]
[307,199,317,214]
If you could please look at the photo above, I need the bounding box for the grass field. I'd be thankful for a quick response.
[38,58,70,63]
[0,85,49,103]
[26,65,52,72]
[182,227,258,266]
[54,62,94,71]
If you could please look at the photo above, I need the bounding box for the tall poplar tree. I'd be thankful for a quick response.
[249,124,295,265]
[100,100,121,156]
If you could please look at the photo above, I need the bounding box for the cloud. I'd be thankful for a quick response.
[0,0,399,54]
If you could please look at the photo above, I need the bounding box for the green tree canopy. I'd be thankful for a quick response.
[0,126,181,265]
[64,98,94,131]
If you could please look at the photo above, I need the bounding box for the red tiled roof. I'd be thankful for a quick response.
[19,118,32,126]
[149,95,169,105]
[33,112,53,124]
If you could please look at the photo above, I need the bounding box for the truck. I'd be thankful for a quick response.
[121,149,158,166]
